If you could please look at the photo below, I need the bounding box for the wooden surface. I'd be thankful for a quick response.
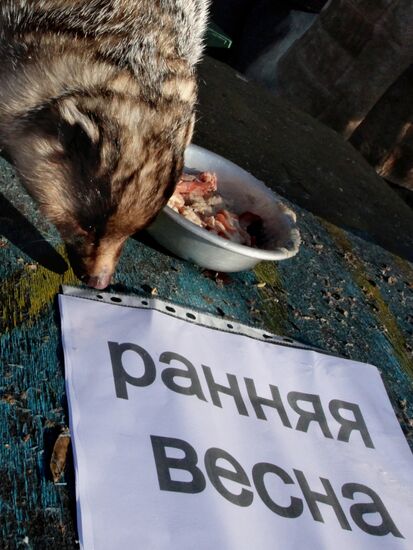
[1,58,413,549]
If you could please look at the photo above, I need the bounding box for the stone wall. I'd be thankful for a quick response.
[209,0,413,191]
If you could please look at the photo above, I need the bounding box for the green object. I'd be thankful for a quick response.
[206,22,232,49]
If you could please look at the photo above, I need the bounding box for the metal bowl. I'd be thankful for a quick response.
[146,144,301,272]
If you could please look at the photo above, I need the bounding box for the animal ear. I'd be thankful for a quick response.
[57,98,100,145]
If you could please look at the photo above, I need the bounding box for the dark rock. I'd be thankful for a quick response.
[195,56,413,261]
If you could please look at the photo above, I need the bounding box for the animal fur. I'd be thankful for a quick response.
[0,0,210,288]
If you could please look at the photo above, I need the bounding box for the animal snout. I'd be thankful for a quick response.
[66,237,126,289]
[86,270,113,290]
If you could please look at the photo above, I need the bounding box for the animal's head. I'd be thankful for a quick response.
[6,92,195,288]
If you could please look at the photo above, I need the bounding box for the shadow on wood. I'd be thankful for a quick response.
[0,192,68,274]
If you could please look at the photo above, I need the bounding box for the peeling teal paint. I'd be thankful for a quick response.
[1,171,412,546]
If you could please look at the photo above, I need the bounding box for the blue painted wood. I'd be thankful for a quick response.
[1,160,412,548]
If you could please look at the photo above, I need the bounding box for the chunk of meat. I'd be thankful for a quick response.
[174,172,217,195]
[168,171,263,247]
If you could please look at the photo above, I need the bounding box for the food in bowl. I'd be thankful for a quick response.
[146,144,301,273]
[168,171,263,247]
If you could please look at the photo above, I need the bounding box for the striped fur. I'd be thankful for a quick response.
[0,0,210,288]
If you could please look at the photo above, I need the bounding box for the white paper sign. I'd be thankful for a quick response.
[59,290,413,550]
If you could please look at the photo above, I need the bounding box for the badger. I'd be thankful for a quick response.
[0,1,210,289]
